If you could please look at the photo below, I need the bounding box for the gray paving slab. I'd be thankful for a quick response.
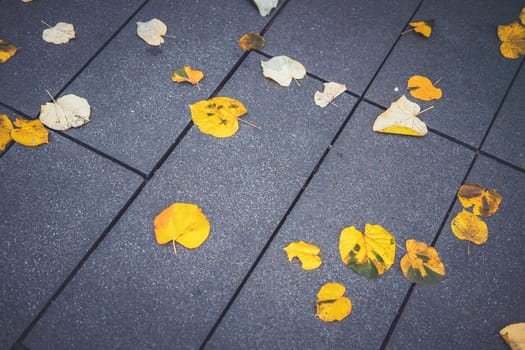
[483,65,525,169]
[0,0,144,116]
[0,134,143,349]
[366,0,523,148]
[386,155,525,350]
[23,53,357,349]
[205,102,474,349]
[262,0,420,95]
[57,0,273,175]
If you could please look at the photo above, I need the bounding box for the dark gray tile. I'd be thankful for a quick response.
[0,135,143,349]
[366,0,523,147]
[262,0,420,94]
[386,155,525,350]
[0,0,144,116]
[483,65,525,169]
[206,102,474,349]
[23,53,357,349]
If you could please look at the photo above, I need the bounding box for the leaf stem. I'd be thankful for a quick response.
[400,27,415,35]
[293,78,301,87]
[418,105,435,115]
[172,240,177,255]
[44,89,57,104]
[433,77,443,86]
[163,34,177,39]
[467,241,470,256]
[396,243,406,252]
[329,101,340,109]
[239,118,262,131]
[41,20,52,28]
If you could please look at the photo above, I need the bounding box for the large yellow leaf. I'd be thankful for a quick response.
[136,18,168,46]
[0,114,14,151]
[500,322,525,350]
[0,39,17,63]
[498,21,525,59]
[451,209,488,245]
[171,66,204,86]
[407,75,442,101]
[339,224,396,281]
[400,239,446,286]
[315,282,352,322]
[42,22,76,45]
[239,32,265,51]
[261,55,306,87]
[283,241,322,270]
[189,96,247,138]
[457,183,502,217]
[153,203,210,252]
[11,118,49,147]
[408,20,434,38]
[372,95,427,136]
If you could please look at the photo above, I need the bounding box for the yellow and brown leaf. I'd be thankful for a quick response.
[400,239,446,286]
[315,282,352,322]
[0,39,17,63]
[457,183,502,217]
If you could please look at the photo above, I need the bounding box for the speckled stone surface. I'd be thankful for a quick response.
[385,155,525,350]
[0,134,143,349]
[365,0,523,147]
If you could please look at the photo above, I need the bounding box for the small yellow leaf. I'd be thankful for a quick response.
[407,75,442,101]
[451,209,488,245]
[171,66,204,85]
[261,55,306,87]
[498,21,525,59]
[314,82,347,108]
[373,95,427,136]
[239,32,265,51]
[0,39,18,63]
[0,114,14,151]
[137,18,169,46]
[42,22,76,45]
[10,118,49,147]
[153,203,210,250]
[457,183,502,217]
[408,20,434,38]
[189,96,248,138]
[316,282,352,322]
[400,239,446,286]
[283,241,322,270]
[339,224,396,281]
[500,322,525,350]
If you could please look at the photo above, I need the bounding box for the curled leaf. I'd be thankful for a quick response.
[457,183,502,217]
[39,93,91,131]
[314,82,347,108]
[137,18,168,46]
[498,21,525,59]
[407,75,442,101]
[11,118,48,147]
[0,114,14,151]
[373,95,427,136]
[261,55,306,87]
[239,32,265,51]
[451,209,488,245]
[0,39,17,63]
[42,22,75,44]
[283,241,322,270]
[252,0,278,16]
[400,239,446,286]
[408,20,434,38]
[189,96,248,138]
[500,322,525,350]
[171,66,204,85]
[521,7,525,25]
[316,282,352,322]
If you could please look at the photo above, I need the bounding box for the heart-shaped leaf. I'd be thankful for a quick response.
[451,209,488,245]
[40,93,91,131]
[498,21,525,59]
[373,95,427,136]
[283,241,322,270]
[457,183,502,217]
[137,18,168,46]
[10,118,48,147]
[261,55,306,87]
[189,96,248,138]
[315,282,352,322]
[400,239,446,286]
[172,66,204,86]
[407,75,442,101]
[42,22,75,44]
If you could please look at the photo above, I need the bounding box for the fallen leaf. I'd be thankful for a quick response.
[407,20,434,38]
[137,18,168,46]
[10,118,48,147]
[21,0,33,2]
[0,39,17,63]
[261,55,306,87]
[252,0,278,16]
[189,96,248,138]
[407,75,442,101]
[283,241,322,270]
[154,203,210,253]
[316,282,352,322]
[0,114,14,151]
[42,22,75,44]
[457,183,502,217]
[314,82,347,108]
[239,32,265,51]
[372,95,428,136]
[498,21,525,59]
[39,93,91,131]
[521,7,525,25]
[400,239,446,286]
[500,322,525,350]
[451,209,488,245]
[171,66,204,86]
[339,224,396,281]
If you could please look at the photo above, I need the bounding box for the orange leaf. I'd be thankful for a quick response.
[0,114,14,151]
[408,20,434,38]
[497,21,525,59]
[10,118,49,147]
[238,32,265,51]
[0,39,18,63]
[171,66,204,85]
[451,210,488,245]
[407,75,442,101]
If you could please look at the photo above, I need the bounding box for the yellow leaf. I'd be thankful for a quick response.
[372,95,427,136]
[521,7,525,25]
[339,224,396,281]
[239,32,265,51]
[500,322,525,350]
[400,239,446,286]
[0,39,17,63]
[10,118,49,147]
[457,183,502,217]
[261,55,306,87]
[408,20,434,38]
[407,75,442,101]
[171,66,204,85]
[498,21,525,59]
[316,282,352,322]
[39,93,91,131]
[189,96,247,138]
[153,203,210,251]
[283,241,322,270]
[0,114,14,151]
[451,209,488,245]
[314,82,347,108]
[42,22,76,45]
[136,18,169,46]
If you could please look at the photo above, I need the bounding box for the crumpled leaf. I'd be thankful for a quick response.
[261,55,306,87]
[283,241,322,270]
[407,75,442,101]
[189,96,248,138]
[0,114,14,151]
[154,203,210,252]
[451,209,488,245]
[498,21,525,59]
[458,183,502,217]
[314,82,347,108]
[11,118,48,147]
[171,66,204,85]
[0,39,17,63]
[316,282,352,322]
[39,93,91,131]
[252,0,278,16]
[137,18,168,46]
[239,32,265,51]
[500,322,525,350]
[372,95,427,136]
[408,20,434,38]
[400,239,446,286]
[339,224,396,281]
[42,22,75,44]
